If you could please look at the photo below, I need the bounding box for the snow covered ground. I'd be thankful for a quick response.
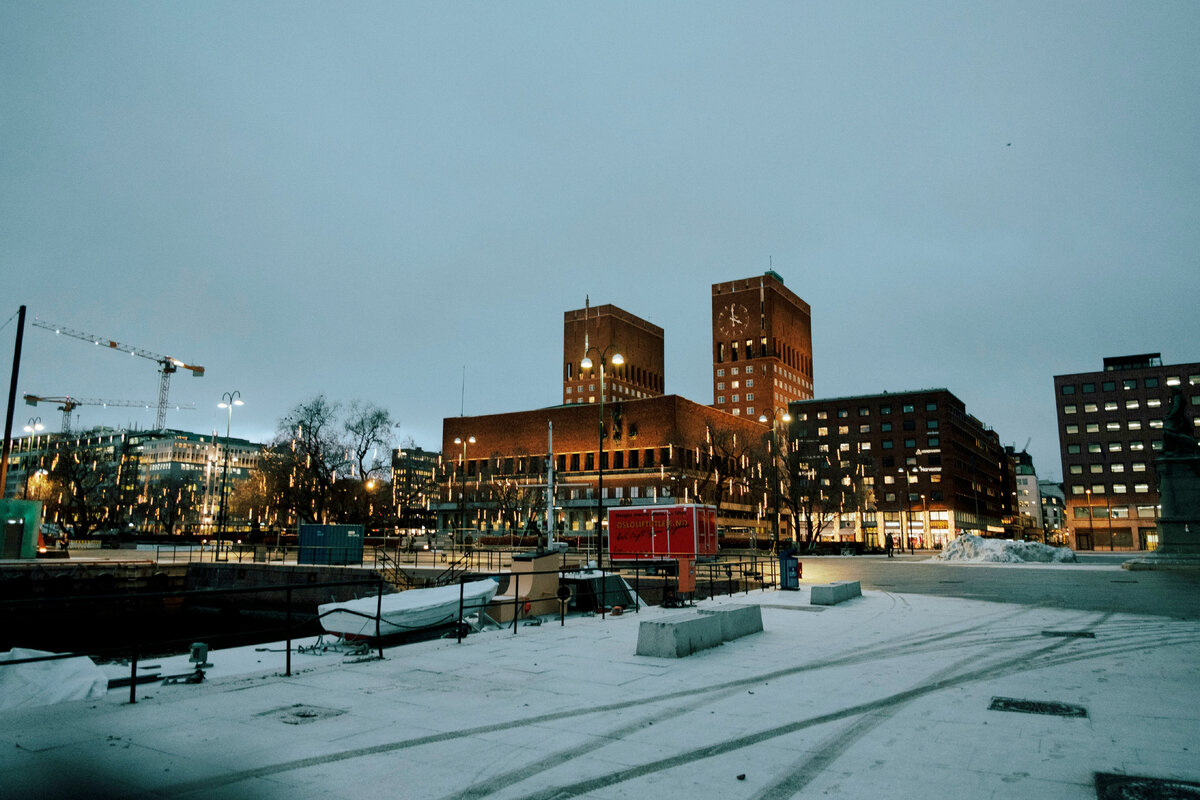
[2,580,1199,800]
[937,533,1077,563]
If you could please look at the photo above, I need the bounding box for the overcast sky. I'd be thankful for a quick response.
[3,2,1198,481]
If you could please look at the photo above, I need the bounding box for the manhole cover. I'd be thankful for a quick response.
[1095,772,1200,799]
[1042,630,1096,639]
[989,697,1087,718]
[258,704,347,725]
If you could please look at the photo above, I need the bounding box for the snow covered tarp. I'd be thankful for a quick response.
[936,534,1077,563]
[0,648,108,711]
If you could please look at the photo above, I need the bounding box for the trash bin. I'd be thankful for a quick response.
[780,554,800,590]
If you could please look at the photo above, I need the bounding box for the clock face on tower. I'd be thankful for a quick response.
[716,302,750,337]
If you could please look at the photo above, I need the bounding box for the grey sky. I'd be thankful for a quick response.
[2,2,1198,480]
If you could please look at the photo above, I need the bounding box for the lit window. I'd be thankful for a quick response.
[1130,441,1145,451]
[1085,403,1098,413]
[732,381,740,389]
[859,424,870,433]
[1132,462,1146,472]
[1167,376,1181,386]
[1147,398,1162,408]
[1064,404,1077,414]
[1090,464,1103,474]
[1069,465,1083,475]
[1104,401,1118,411]
[1106,422,1121,431]
[1109,441,1123,452]
[838,426,849,435]
[1126,400,1139,410]
[1129,421,1143,431]
[1086,423,1100,433]
[1088,443,1102,453]
[1113,484,1127,494]
[1134,483,1150,493]
[1111,464,1125,473]
[818,427,829,436]
[1065,424,1079,434]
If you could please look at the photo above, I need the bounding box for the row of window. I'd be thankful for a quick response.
[1067,441,1162,455]
[1065,420,1164,434]
[815,419,939,436]
[1063,398,1166,414]
[1061,374,1199,395]
[1068,462,1149,474]
[796,402,938,421]
[1072,505,1159,519]
[1069,483,1152,495]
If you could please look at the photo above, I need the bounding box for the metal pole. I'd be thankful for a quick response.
[597,359,605,570]
[0,305,27,499]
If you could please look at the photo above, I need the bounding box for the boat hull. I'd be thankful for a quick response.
[318,580,499,638]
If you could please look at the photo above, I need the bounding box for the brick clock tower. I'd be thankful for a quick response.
[711,271,813,418]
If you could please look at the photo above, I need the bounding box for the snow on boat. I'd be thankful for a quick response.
[318,579,500,638]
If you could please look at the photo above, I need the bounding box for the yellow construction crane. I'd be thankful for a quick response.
[32,320,205,430]
[23,394,196,434]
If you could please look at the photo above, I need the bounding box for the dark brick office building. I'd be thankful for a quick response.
[789,389,1014,549]
[1054,354,1200,551]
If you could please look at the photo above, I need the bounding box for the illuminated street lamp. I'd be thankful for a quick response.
[581,344,622,567]
[23,417,44,435]
[758,408,792,551]
[453,435,476,549]
[217,391,243,561]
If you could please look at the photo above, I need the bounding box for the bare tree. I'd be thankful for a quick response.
[695,423,762,518]
[344,400,393,481]
[778,433,857,549]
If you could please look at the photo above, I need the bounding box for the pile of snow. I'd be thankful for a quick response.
[937,534,1077,564]
[0,648,108,710]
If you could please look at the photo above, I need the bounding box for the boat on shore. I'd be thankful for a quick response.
[317,579,500,638]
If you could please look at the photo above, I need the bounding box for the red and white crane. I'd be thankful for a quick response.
[32,320,205,429]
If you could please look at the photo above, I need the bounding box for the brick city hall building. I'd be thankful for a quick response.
[434,272,814,542]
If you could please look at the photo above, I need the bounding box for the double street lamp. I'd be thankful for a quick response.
[758,408,792,552]
[217,391,243,561]
[581,344,622,567]
[453,435,476,550]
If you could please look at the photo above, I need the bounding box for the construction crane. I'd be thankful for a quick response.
[32,320,205,429]
[23,394,196,434]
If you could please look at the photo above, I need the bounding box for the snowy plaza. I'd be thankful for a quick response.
[3,548,1199,800]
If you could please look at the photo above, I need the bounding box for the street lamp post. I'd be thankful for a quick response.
[453,436,475,551]
[581,344,623,567]
[217,391,243,562]
[898,466,914,554]
[1085,487,1094,549]
[759,409,792,552]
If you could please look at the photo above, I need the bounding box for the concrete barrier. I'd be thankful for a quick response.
[698,604,763,641]
[810,580,861,606]
[635,612,725,658]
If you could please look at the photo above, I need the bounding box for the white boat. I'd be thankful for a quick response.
[318,579,500,638]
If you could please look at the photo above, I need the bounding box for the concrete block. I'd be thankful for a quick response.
[810,580,862,606]
[635,612,724,658]
[698,605,763,641]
